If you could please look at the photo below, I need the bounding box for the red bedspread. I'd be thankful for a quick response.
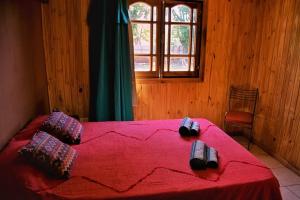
[0,116,282,200]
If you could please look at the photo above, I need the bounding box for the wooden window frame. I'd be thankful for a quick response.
[128,0,206,80]
[129,0,161,78]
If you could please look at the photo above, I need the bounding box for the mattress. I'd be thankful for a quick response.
[0,116,282,200]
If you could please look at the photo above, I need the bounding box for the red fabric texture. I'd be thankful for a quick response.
[225,111,253,124]
[0,116,282,200]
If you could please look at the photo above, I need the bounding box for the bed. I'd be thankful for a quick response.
[0,116,282,200]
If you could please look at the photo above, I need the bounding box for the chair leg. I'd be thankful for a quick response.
[247,128,253,150]
[223,120,227,132]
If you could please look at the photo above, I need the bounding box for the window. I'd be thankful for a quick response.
[129,0,205,79]
[129,1,159,78]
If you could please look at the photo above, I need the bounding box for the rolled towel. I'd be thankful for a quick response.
[190,122,200,136]
[179,117,193,136]
[206,147,218,168]
[190,140,207,170]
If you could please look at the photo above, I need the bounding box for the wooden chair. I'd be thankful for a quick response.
[224,86,259,149]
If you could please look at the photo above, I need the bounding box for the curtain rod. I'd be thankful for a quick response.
[163,0,203,2]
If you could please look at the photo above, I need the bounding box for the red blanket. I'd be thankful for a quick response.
[0,116,282,200]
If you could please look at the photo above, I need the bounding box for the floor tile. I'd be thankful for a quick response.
[255,154,284,169]
[232,136,267,156]
[249,144,269,156]
[272,167,300,187]
[234,136,300,200]
[287,185,300,199]
[281,187,300,200]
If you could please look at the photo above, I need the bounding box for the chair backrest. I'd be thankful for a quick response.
[228,86,259,114]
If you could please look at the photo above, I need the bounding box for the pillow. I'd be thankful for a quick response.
[40,111,83,144]
[19,131,77,178]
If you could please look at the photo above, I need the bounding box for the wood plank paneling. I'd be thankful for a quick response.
[41,0,89,117]
[41,0,300,173]
[135,0,260,124]
[249,0,300,173]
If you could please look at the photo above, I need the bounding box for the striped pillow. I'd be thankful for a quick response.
[19,131,77,178]
[40,112,83,144]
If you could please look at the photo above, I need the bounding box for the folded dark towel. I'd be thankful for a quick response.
[190,140,207,170]
[206,147,218,168]
[179,117,193,136]
[190,122,200,136]
[190,140,219,170]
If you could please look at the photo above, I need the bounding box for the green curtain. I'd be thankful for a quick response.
[88,0,133,121]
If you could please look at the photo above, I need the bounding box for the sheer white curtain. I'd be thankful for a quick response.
[128,17,137,107]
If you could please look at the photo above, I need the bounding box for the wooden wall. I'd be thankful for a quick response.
[41,0,300,173]
[134,0,259,122]
[250,0,300,171]
[0,0,49,150]
[41,0,89,117]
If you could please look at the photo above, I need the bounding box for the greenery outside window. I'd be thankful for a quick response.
[129,0,205,79]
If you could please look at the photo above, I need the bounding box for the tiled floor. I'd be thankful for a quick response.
[234,136,300,200]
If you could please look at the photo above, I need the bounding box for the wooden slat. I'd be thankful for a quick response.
[41,0,89,117]
[41,0,300,173]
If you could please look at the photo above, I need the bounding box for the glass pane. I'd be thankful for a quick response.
[191,57,195,71]
[129,2,151,21]
[134,56,151,71]
[132,23,151,54]
[170,57,189,71]
[164,57,169,71]
[171,5,191,22]
[192,25,196,55]
[153,6,157,21]
[152,56,156,71]
[165,25,169,53]
[170,25,190,55]
[165,7,169,22]
[193,9,197,23]
[153,24,156,54]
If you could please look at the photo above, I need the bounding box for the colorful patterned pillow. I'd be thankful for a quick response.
[40,111,83,144]
[19,131,78,178]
